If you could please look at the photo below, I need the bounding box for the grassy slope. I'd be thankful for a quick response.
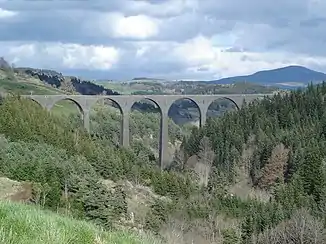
[0,70,67,95]
[0,201,160,244]
[0,69,80,115]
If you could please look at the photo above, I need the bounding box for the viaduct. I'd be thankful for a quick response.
[22,93,274,168]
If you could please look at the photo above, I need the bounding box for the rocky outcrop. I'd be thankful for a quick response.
[101,179,171,231]
[15,67,120,96]
[16,68,64,88]
[0,177,33,202]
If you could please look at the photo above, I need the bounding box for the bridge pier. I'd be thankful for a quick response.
[121,111,130,147]
[200,113,207,127]
[83,110,90,133]
[159,111,169,170]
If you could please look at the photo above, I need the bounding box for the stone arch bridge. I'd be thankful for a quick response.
[22,94,273,168]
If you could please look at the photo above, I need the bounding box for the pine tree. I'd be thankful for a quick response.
[300,146,325,203]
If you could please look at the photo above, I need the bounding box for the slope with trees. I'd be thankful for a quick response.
[1,61,326,242]
[180,82,326,243]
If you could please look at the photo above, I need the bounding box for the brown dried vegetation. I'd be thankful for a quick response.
[258,143,290,189]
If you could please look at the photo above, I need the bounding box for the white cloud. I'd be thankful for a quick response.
[98,12,160,39]
[173,35,217,66]
[5,42,120,70]
[124,0,199,17]
[170,35,326,78]
[1,0,326,80]
[0,7,17,18]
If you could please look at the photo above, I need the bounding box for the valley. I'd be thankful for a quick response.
[1,60,326,243]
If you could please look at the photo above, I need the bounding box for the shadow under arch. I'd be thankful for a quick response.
[167,97,202,127]
[206,97,239,120]
[130,97,163,116]
[89,97,124,145]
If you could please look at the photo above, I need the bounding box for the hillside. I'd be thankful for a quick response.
[209,65,326,87]
[1,81,326,243]
[0,200,159,244]
[0,57,119,96]
[0,96,200,243]
[179,82,326,242]
[0,69,69,95]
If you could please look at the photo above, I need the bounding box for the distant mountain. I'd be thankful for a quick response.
[208,66,326,88]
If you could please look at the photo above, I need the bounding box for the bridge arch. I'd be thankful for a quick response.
[93,97,124,115]
[129,97,162,136]
[89,97,124,145]
[222,97,240,110]
[130,97,162,115]
[50,97,84,115]
[128,97,163,166]
[205,97,239,122]
[25,97,45,110]
[167,97,202,127]
[49,97,86,131]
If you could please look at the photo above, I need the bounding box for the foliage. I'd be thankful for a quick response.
[1,80,326,242]
[0,200,160,244]
[88,104,189,150]
[182,82,326,241]
[0,96,195,232]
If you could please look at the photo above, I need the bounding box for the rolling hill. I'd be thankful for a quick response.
[208,65,326,88]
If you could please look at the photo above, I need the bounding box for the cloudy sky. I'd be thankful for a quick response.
[1,0,326,80]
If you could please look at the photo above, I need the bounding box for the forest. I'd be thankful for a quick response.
[0,82,326,243]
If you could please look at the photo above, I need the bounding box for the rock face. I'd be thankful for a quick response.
[0,177,33,202]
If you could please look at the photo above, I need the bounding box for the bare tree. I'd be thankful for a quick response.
[196,136,215,187]
[255,209,326,244]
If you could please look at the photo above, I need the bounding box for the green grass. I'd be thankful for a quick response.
[0,201,160,244]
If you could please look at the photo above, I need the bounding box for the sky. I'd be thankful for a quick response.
[1,0,326,81]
